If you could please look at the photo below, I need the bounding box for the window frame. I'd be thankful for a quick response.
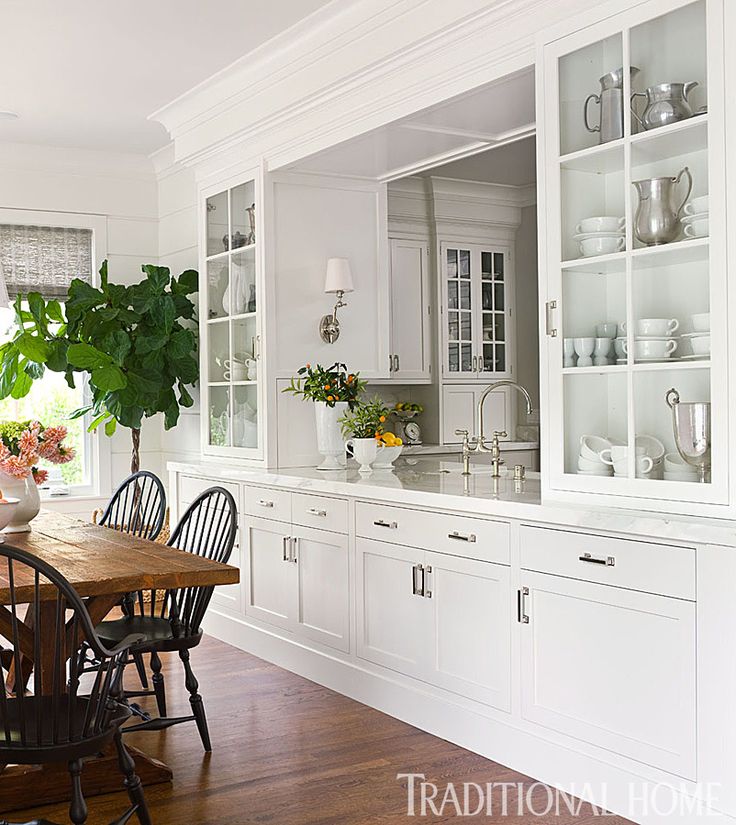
[0,207,112,501]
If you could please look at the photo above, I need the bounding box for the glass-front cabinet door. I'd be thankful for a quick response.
[442,242,513,380]
[540,0,728,512]
[201,172,263,458]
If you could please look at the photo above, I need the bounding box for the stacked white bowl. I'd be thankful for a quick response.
[577,435,614,476]
[597,435,665,479]
[681,312,710,360]
[663,452,700,482]
[681,194,708,240]
[620,317,680,362]
[574,216,625,258]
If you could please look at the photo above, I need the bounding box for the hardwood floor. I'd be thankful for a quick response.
[7,635,633,824]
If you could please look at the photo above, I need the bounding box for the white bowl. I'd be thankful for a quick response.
[575,216,625,234]
[0,498,20,539]
[691,335,711,356]
[578,455,608,471]
[372,444,403,469]
[577,467,612,476]
[579,435,611,462]
[578,236,625,257]
[684,195,709,216]
[635,434,665,461]
[683,217,709,239]
[691,312,710,333]
[664,452,691,472]
[664,470,699,482]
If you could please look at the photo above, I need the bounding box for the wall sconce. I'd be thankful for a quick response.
[319,257,354,343]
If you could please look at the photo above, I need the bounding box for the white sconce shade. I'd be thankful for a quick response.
[324,257,354,294]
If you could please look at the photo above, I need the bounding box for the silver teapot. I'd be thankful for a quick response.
[632,166,692,246]
[584,66,639,144]
[631,82,698,131]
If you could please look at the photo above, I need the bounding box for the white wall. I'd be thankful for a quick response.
[153,145,202,469]
[0,142,163,500]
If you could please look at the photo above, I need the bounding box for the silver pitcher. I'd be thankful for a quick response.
[631,82,698,131]
[666,388,710,483]
[584,67,640,144]
[632,166,692,246]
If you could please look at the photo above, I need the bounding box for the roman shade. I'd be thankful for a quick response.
[0,224,93,299]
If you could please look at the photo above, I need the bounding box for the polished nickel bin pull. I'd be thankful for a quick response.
[518,587,530,624]
[448,531,476,543]
[411,563,424,596]
[579,553,615,567]
[307,507,327,517]
[258,499,274,508]
[374,519,398,529]
[282,536,291,562]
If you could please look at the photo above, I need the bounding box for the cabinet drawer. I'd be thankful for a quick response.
[519,525,695,601]
[291,493,348,534]
[356,502,509,565]
[179,475,239,505]
[243,486,292,523]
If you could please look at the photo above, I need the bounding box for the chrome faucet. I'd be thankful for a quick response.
[476,381,534,478]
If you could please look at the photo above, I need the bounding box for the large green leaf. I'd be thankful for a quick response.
[167,329,195,360]
[46,339,69,372]
[142,265,170,295]
[91,364,127,392]
[0,350,19,398]
[178,382,194,408]
[15,332,51,363]
[172,269,199,296]
[102,330,131,365]
[67,342,110,369]
[65,280,104,324]
[134,328,167,355]
[11,369,32,399]
[150,295,176,333]
[27,293,48,335]
[45,300,64,323]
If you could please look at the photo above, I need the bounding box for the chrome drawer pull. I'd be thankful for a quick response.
[307,507,327,517]
[282,536,291,562]
[411,563,424,596]
[448,531,476,543]
[258,499,274,508]
[518,587,530,624]
[423,565,432,599]
[374,520,398,529]
[579,553,615,567]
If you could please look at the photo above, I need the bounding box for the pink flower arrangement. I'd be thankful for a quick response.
[0,421,75,484]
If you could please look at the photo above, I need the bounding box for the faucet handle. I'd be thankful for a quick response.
[493,430,508,440]
[455,428,471,450]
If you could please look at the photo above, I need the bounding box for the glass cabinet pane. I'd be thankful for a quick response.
[207,259,229,320]
[229,248,256,316]
[209,387,231,447]
[206,191,229,257]
[231,181,257,247]
[233,386,259,449]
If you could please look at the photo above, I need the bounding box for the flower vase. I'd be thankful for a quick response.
[314,401,348,470]
[0,473,41,532]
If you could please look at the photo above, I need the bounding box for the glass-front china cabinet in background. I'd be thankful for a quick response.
[201,171,264,459]
[538,0,728,513]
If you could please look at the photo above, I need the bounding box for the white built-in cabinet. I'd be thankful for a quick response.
[356,537,511,710]
[538,0,729,513]
[387,238,432,381]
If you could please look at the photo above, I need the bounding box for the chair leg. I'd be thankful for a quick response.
[114,728,152,825]
[180,648,211,751]
[150,650,166,717]
[132,651,149,690]
[68,758,88,825]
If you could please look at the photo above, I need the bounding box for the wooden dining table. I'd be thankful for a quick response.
[0,510,239,814]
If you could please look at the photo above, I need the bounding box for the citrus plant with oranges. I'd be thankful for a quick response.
[283,362,367,409]
[338,396,390,439]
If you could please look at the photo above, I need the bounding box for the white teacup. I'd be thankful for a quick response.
[612,455,654,477]
[575,216,625,234]
[623,318,679,337]
[664,452,693,472]
[684,195,709,216]
[622,338,677,359]
[579,236,625,257]
[636,434,665,462]
[600,444,649,470]
[691,335,711,356]
[595,321,617,338]
[691,312,710,332]
[346,437,378,474]
[683,218,709,238]
[579,434,611,462]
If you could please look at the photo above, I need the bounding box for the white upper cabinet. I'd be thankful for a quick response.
[387,238,431,381]
[201,169,264,460]
[538,0,729,513]
[441,242,514,381]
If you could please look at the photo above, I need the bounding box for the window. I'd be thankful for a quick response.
[0,212,110,498]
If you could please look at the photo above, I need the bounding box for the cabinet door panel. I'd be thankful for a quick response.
[521,572,696,778]
[390,239,430,380]
[356,538,428,679]
[427,552,511,710]
[293,525,349,652]
[244,516,294,630]
[441,386,477,444]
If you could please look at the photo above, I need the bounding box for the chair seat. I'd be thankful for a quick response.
[0,694,129,763]
[96,615,202,653]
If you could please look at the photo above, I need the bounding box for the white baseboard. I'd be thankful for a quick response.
[202,609,735,825]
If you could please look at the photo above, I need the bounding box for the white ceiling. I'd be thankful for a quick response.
[422,136,537,186]
[287,68,535,181]
[0,0,334,154]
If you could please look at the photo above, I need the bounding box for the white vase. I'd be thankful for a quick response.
[0,473,41,533]
[314,401,348,470]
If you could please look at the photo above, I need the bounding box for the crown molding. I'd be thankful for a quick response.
[0,141,156,181]
[150,0,592,173]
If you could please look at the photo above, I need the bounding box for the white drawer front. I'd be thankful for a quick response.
[519,525,695,601]
[291,493,348,534]
[356,502,509,565]
[243,486,292,523]
[179,475,239,504]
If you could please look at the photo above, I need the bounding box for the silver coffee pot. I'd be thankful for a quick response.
[666,388,710,483]
[584,67,640,144]
[631,82,698,131]
[632,166,692,246]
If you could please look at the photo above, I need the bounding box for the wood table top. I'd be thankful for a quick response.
[0,510,239,602]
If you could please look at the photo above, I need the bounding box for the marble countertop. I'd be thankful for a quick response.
[168,457,736,548]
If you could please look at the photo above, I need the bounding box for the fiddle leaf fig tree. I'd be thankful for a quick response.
[0,261,199,473]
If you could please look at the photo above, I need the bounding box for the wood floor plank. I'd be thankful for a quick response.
[6,635,634,824]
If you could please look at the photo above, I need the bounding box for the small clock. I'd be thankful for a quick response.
[404,421,422,445]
